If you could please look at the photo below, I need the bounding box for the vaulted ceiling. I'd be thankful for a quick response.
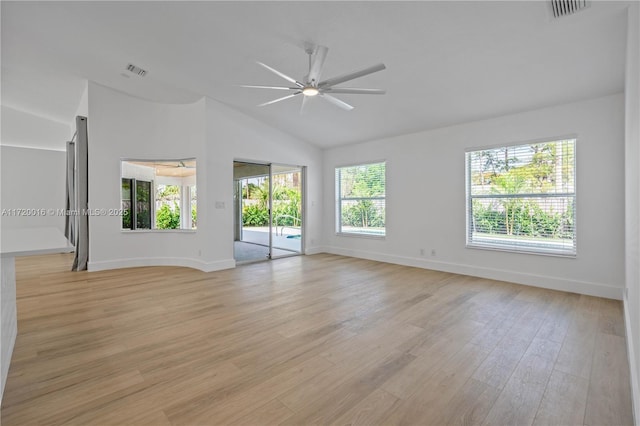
[1,1,630,149]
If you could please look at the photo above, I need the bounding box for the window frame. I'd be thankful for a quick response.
[465,137,577,257]
[335,161,386,238]
[120,158,197,232]
[121,177,154,230]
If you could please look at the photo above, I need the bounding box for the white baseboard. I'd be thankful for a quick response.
[86,247,623,299]
[322,246,623,300]
[304,246,327,255]
[624,298,640,426]
[88,257,236,273]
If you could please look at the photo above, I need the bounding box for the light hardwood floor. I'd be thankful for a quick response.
[1,253,634,425]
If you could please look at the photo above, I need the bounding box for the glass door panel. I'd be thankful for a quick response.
[270,164,303,258]
[135,180,152,229]
[233,161,271,263]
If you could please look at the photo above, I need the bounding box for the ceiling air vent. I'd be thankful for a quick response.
[126,63,148,77]
[550,0,590,18]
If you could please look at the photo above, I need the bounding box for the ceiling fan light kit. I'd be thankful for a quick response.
[241,44,386,111]
[302,87,319,97]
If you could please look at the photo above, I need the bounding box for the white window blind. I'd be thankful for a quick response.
[336,162,386,237]
[466,139,576,256]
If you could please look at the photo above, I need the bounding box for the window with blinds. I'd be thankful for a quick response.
[335,162,386,237]
[466,139,576,256]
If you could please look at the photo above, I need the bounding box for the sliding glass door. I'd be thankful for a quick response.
[233,161,304,263]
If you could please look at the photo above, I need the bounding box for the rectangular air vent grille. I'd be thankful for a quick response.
[126,63,148,77]
[550,0,590,18]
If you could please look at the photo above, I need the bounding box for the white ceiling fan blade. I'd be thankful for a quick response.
[323,88,386,95]
[258,92,301,107]
[320,93,354,111]
[239,84,298,90]
[257,62,304,88]
[308,45,328,83]
[318,63,386,88]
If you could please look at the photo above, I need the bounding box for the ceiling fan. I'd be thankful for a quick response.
[136,160,196,169]
[176,160,195,169]
[241,45,386,111]
[163,161,194,168]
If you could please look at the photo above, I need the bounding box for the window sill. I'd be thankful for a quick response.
[466,242,576,258]
[336,232,386,240]
[121,229,197,234]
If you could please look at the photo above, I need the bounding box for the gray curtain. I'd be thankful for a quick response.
[64,141,76,244]
[72,116,89,271]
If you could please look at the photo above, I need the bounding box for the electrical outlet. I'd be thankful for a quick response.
[420,248,425,256]
[431,249,436,256]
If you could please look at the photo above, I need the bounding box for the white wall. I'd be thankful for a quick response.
[0,146,66,232]
[87,83,210,271]
[74,80,89,120]
[86,83,322,272]
[323,93,625,300]
[1,257,16,402]
[1,106,71,152]
[624,2,640,423]
[204,98,324,261]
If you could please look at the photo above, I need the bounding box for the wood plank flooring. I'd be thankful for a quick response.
[0,253,634,425]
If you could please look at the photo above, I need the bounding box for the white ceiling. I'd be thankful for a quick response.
[1,1,630,149]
